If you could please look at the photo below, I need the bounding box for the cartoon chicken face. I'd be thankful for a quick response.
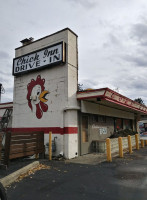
[27,75,49,119]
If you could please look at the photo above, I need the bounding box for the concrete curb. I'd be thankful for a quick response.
[0,161,40,187]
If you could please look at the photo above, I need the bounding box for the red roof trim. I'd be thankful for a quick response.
[78,88,146,108]
[104,97,147,114]
[77,87,147,114]
[77,95,105,100]
[0,102,13,105]
[0,106,13,110]
[77,87,108,94]
[105,88,146,108]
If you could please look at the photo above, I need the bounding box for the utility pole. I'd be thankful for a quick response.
[0,83,5,103]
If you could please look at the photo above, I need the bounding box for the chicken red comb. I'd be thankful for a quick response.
[26,75,45,110]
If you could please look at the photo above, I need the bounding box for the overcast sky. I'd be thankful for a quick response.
[1,0,147,104]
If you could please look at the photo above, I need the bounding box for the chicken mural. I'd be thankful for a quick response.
[26,75,49,119]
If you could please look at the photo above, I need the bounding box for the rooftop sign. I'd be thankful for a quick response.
[77,88,147,114]
[13,41,66,76]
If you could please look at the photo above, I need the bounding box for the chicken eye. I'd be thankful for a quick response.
[37,91,40,95]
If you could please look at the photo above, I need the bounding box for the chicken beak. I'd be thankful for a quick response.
[39,90,49,102]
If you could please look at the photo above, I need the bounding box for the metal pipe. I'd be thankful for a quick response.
[49,131,52,161]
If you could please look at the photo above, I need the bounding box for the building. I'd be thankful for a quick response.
[0,28,147,159]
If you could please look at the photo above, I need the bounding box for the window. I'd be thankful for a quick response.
[115,118,123,131]
[92,115,98,123]
[99,115,106,123]
[123,119,132,130]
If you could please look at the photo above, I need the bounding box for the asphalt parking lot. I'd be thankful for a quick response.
[5,147,147,200]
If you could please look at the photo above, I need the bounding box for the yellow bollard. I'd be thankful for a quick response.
[145,140,147,146]
[135,134,139,150]
[49,131,52,161]
[128,135,132,154]
[106,138,112,162]
[118,137,123,158]
[141,140,144,148]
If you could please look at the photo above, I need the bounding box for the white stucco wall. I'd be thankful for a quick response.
[81,101,135,119]
[12,28,78,159]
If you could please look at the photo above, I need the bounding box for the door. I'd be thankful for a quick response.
[81,115,89,155]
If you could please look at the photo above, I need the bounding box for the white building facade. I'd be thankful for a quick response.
[12,28,79,159]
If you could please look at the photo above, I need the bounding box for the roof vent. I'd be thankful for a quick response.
[20,37,34,46]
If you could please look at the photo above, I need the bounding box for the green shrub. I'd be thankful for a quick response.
[110,129,137,138]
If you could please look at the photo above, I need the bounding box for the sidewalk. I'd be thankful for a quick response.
[66,152,107,165]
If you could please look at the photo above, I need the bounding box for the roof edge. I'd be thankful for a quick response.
[15,28,78,50]
[77,87,147,109]
[0,102,13,105]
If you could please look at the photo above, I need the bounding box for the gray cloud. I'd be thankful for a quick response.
[0,51,10,60]
[1,96,13,103]
[132,82,147,90]
[131,22,147,46]
[81,73,147,104]
[5,87,13,93]
[0,70,11,76]
[108,34,121,46]
[80,64,147,104]
[0,83,13,103]
[123,54,147,67]
[80,79,100,89]
[103,33,122,50]
[0,77,6,83]
[1,0,147,105]
[105,71,147,103]
[68,0,97,8]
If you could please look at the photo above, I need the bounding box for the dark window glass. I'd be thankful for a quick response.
[92,115,98,123]
[123,119,132,130]
[115,118,123,131]
[99,115,106,123]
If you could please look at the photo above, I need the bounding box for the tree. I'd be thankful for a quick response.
[78,83,84,91]
[134,98,145,105]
